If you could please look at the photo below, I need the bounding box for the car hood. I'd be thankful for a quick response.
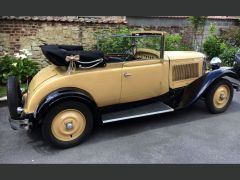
[165,51,205,60]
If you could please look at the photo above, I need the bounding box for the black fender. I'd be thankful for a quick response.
[35,87,100,122]
[176,68,238,109]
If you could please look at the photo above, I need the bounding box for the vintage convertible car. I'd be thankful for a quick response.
[7,31,240,148]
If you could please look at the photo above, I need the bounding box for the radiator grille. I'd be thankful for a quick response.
[172,63,199,81]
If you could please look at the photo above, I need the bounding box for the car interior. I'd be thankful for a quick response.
[40,41,162,69]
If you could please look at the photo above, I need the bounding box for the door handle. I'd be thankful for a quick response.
[124,72,132,77]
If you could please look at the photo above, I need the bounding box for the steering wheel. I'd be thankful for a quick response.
[123,50,132,60]
[123,45,137,61]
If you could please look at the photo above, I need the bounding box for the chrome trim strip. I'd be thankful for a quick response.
[17,107,23,114]
[102,108,174,124]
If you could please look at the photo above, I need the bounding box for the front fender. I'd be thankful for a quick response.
[35,88,98,120]
[176,68,238,109]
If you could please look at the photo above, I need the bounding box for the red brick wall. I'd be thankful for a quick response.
[0,20,41,54]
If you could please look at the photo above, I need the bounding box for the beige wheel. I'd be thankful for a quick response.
[42,101,93,148]
[51,109,86,141]
[206,79,233,114]
[213,85,230,109]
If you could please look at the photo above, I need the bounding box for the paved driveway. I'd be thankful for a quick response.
[0,92,240,164]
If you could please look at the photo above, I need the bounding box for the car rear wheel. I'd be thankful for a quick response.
[205,79,233,114]
[42,101,93,148]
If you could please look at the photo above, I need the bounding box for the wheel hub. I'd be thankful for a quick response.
[51,109,86,141]
[66,122,74,130]
[219,93,225,100]
[213,85,230,109]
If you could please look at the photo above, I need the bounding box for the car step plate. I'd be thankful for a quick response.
[102,101,174,123]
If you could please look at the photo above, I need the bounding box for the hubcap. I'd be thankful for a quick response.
[51,109,86,141]
[66,122,74,130]
[213,85,230,109]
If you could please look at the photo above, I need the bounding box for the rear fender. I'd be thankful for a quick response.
[176,68,238,109]
[35,87,99,122]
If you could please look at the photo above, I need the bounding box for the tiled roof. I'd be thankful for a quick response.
[0,16,127,24]
[148,16,240,20]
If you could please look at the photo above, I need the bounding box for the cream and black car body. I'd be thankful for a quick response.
[7,31,240,148]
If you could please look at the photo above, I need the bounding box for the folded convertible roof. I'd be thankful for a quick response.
[131,31,167,36]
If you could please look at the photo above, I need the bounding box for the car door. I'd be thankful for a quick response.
[120,58,169,103]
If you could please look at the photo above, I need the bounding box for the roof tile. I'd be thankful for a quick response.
[0,16,127,24]
[149,16,239,20]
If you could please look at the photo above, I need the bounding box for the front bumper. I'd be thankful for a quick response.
[8,117,31,130]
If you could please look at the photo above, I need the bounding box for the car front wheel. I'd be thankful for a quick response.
[42,101,93,148]
[205,79,233,114]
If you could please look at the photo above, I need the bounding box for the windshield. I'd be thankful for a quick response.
[96,34,162,55]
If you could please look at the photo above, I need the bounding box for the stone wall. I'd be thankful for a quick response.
[0,19,193,68]
[127,16,239,49]
[132,25,193,47]
[1,17,238,67]
[0,20,125,67]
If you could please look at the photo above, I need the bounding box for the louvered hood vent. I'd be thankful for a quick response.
[172,63,199,81]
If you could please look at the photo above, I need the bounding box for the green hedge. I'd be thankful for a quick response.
[203,27,240,67]
[96,27,192,54]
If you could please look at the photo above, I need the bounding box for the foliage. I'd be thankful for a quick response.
[209,23,217,35]
[0,86,6,97]
[0,50,40,85]
[189,16,208,50]
[189,16,208,32]
[203,35,225,59]
[165,34,192,51]
[96,27,132,53]
[204,25,240,67]
[219,47,239,67]
[96,27,192,53]
[219,27,240,47]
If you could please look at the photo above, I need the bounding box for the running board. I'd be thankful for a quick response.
[102,101,174,123]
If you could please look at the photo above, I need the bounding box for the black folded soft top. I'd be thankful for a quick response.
[40,44,105,67]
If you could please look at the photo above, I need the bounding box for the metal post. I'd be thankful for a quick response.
[160,35,165,59]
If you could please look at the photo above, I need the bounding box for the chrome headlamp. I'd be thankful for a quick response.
[210,57,222,70]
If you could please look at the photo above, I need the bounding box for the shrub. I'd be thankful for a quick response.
[165,34,192,51]
[0,50,40,85]
[96,27,192,53]
[203,35,225,59]
[219,47,239,67]
[96,27,132,54]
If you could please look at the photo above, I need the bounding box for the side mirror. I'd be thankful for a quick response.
[210,57,222,70]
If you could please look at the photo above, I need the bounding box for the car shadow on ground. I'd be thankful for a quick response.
[88,100,240,144]
[25,98,240,153]
[25,128,60,155]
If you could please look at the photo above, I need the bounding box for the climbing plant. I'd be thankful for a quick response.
[189,16,208,51]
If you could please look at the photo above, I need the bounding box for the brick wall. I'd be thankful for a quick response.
[0,20,125,67]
